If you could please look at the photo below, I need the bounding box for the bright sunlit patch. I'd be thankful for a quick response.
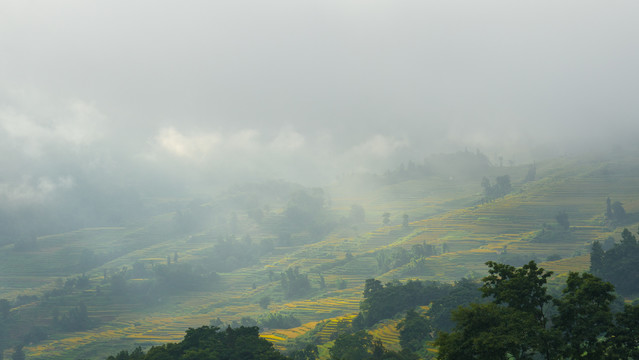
[269,128,305,151]
[155,127,222,158]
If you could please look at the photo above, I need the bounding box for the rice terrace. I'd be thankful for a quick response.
[2,151,639,359]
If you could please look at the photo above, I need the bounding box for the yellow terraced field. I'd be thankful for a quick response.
[8,155,639,359]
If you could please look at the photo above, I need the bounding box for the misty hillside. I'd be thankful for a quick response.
[1,151,638,359]
[3,1,639,358]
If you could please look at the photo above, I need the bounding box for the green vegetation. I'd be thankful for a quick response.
[280,267,312,299]
[591,228,639,296]
[481,175,512,202]
[434,261,638,360]
[2,153,639,358]
[259,313,302,330]
[106,326,288,360]
[354,279,448,328]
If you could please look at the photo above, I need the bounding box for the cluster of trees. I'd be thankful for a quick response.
[201,235,261,273]
[481,175,512,201]
[0,274,100,353]
[276,189,336,246]
[106,326,289,360]
[328,331,417,360]
[383,160,433,184]
[591,228,639,296]
[107,261,220,301]
[54,303,91,332]
[375,243,439,273]
[531,211,572,243]
[382,150,493,184]
[259,313,302,330]
[606,197,627,224]
[106,324,419,360]
[432,261,639,359]
[353,279,450,328]
[280,267,312,299]
[209,313,303,331]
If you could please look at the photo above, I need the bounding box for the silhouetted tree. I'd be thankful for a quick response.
[0,299,9,320]
[11,345,25,360]
[555,211,570,230]
[553,272,615,359]
[610,200,626,223]
[397,309,430,352]
[259,296,271,309]
[382,212,391,226]
[590,241,604,275]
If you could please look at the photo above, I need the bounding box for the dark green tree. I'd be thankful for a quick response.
[437,261,579,359]
[596,228,639,295]
[280,267,311,299]
[620,228,636,246]
[606,197,613,219]
[590,241,604,275]
[553,272,615,360]
[259,296,271,309]
[0,299,9,320]
[427,278,482,333]
[397,309,430,352]
[611,201,626,223]
[382,213,391,226]
[605,303,639,359]
[555,211,570,230]
[435,303,539,360]
[481,261,553,326]
[289,344,318,360]
[329,331,373,360]
[259,313,301,329]
[108,326,290,360]
[11,345,25,360]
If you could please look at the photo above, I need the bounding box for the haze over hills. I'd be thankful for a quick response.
[1,149,639,359]
[2,1,639,359]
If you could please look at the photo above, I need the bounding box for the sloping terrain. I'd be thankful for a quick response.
[1,154,638,359]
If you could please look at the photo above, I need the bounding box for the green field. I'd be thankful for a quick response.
[2,154,639,359]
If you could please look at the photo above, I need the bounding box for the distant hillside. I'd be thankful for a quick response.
[1,152,638,359]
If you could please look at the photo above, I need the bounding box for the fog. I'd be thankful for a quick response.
[1,0,639,209]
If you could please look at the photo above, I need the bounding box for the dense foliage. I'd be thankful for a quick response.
[328,331,417,360]
[481,175,511,201]
[354,279,449,328]
[433,261,639,360]
[280,267,312,299]
[590,228,639,296]
[106,326,289,360]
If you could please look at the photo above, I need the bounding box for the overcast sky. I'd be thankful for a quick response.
[2,0,639,199]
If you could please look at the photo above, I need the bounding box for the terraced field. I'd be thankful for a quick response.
[4,155,639,359]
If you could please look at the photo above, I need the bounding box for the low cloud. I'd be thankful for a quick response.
[0,176,75,206]
[0,95,106,157]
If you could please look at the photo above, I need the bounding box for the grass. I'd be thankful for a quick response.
[3,154,639,359]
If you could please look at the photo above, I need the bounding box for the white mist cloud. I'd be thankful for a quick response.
[0,95,106,157]
[2,0,639,192]
[155,127,222,159]
[269,128,306,152]
[349,135,408,159]
[0,176,75,205]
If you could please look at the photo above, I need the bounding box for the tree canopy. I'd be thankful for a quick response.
[106,326,289,360]
[434,260,639,360]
